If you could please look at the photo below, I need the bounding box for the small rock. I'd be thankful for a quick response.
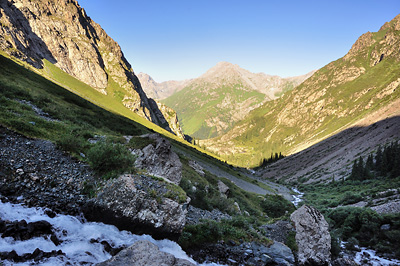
[380,224,390,231]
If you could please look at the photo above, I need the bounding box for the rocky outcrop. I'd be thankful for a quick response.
[134,134,182,184]
[84,174,187,239]
[290,205,331,266]
[150,100,185,139]
[0,0,184,137]
[96,240,195,266]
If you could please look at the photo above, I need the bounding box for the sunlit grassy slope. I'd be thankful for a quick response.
[0,52,223,162]
[163,83,265,139]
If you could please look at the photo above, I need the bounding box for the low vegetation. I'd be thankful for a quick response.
[300,140,400,258]
[86,141,136,179]
[179,216,272,249]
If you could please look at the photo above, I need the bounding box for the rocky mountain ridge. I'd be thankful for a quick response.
[162,61,314,139]
[0,0,183,137]
[201,14,400,170]
[137,72,191,100]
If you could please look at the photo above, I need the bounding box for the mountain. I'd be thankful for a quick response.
[137,72,191,100]
[0,0,183,137]
[201,14,400,169]
[162,61,313,139]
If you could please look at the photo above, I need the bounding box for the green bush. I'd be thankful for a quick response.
[86,141,136,178]
[341,191,363,205]
[56,132,85,154]
[178,218,270,249]
[261,194,295,218]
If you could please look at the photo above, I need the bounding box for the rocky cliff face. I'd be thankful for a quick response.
[0,0,183,137]
[137,72,191,100]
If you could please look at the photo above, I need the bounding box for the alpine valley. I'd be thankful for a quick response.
[0,1,400,266]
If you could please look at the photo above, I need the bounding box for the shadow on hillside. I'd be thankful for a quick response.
[261,115,400,183]
[0,1,56,67]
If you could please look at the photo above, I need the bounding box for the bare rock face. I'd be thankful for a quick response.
[290,205,331,266]
[0,0,184,137]
[84,174,187,239]
[96,240,195,266]
[134,134,182,185]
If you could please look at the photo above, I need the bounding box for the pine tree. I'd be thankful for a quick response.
[375,145,383,171]
[350,160,359,180]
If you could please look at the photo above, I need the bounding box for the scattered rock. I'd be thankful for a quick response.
[134,134,182,184]
[188,160,205,177]
[0,126,91,215]
[331,257,360,266]
[260,220,295,244]
[187,240,294,266]
[96,240,195,266]
[290,205,331,266]
[186,205,231,225]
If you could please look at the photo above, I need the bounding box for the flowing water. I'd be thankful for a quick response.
[0,198,223,266]
[291,187,304,207]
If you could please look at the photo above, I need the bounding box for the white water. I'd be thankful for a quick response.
[354,247,400,266]
[0,199,223,266]
[291,187,304,207]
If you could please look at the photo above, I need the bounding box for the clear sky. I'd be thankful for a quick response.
[79,0,399,82]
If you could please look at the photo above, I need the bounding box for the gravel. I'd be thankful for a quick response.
[0,126,92,215]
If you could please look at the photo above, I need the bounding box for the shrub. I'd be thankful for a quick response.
[86,141,136,178]
[261,194,295,218]
[56,132,85,154]
[340,191,363,205]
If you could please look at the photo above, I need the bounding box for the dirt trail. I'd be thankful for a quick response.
[173,147,295,201]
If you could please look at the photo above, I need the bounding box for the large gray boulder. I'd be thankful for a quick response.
[290,205,331,266]
[134,134,182,184]
[84,174,187,239]
[96,240,195,266]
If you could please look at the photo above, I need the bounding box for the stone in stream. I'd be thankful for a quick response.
[290,205,331,266]
[96,240,195,266]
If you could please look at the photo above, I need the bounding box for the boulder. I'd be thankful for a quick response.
[96,240,195,266]
[84,174,187,239]
[263,241,295,265]
[135,134,182,184]
[217,180,230,198]
[290,205,331,266]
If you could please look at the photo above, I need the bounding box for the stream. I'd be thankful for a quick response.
[0,198,223,266]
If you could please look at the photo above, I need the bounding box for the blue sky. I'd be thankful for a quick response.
[79,0,399,82]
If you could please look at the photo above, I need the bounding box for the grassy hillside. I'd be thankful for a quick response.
[163,83,265,139]
[0,52,227,161]
[202,16,400,167]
